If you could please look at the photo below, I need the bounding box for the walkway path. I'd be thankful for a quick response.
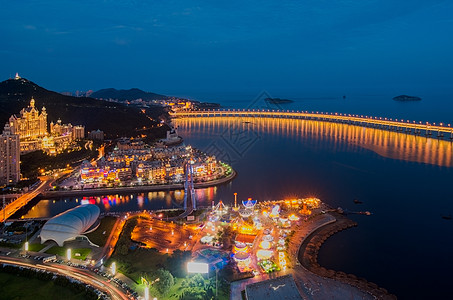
[38,243,54,253]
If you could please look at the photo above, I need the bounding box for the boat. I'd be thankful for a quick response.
[358,211,372,216]
[353,199,363,204]
[441,214,452,220]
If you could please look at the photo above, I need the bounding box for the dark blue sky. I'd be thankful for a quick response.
[2,1,453,96]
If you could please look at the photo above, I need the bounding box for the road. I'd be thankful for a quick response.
[0,169,75,223]
[0,256,130,300]
[1,176,51,223]
[96,215,126,264]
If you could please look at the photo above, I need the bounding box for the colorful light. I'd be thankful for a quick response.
[259,241,271,250]
[269,205,280,218]
[288,214,300,221]
[233,242,249,253]
[256,249,273,260]
[242,198,257,208]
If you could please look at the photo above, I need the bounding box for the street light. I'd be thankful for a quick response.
[143,277,159,300]
[144,286,149,300]
[24,241,29,252]
[111,262,116,275]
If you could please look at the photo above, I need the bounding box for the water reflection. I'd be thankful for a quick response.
[174,117,453,167]
[23,116,452,219]
[22,187,218,218]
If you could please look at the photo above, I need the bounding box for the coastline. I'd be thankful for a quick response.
[41,169,237,198]
[294,211,397,299]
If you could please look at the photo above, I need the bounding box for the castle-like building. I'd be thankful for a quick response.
[6,98,85,154]
[1,96,87,186]
[9,97,47,140]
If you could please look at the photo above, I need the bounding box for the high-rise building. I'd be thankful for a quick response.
[0,123,20,186]
[73,125,85,140]
[88,129,104,141]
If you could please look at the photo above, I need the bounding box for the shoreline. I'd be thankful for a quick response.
[41,169,237,198]
[296,211,397,299]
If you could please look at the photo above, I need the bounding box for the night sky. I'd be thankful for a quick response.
[2,1,453,96]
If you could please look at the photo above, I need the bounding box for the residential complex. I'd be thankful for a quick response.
[79,139,219,186]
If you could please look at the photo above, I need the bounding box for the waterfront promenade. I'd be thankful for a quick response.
[41,169,236,198]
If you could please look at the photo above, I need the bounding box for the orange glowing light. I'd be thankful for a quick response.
[288,214,300,221]
[259,241,271,250]
[256,249,273,260]
[239,224,256,235]
[233,243,249,253]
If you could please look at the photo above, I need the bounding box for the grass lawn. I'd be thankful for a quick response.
[27,243,46,252]
[45,247,92,260]
[135,276,229,300]
[86,216,118,246]
[113,249,169,283]
[0,272,87,300]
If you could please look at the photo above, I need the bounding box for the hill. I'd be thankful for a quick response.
[91,88,170,102]
[0,77,169,138]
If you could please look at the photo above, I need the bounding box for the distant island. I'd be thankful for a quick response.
[393,95,421,101]
[265,97,294,104]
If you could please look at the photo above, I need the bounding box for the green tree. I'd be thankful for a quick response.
[166,250,192,277]
[119,244,129,256]
[154,268,174,295]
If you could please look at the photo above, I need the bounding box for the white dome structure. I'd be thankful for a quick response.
[40,204,100,246]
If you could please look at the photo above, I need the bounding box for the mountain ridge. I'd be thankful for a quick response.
[0,77,168,138]
[91,87,170,101]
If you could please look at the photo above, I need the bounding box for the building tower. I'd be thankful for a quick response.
[183,159,197,210]
[0,123,20,186]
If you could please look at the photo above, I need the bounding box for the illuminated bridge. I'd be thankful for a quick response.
[171,109,453,139]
